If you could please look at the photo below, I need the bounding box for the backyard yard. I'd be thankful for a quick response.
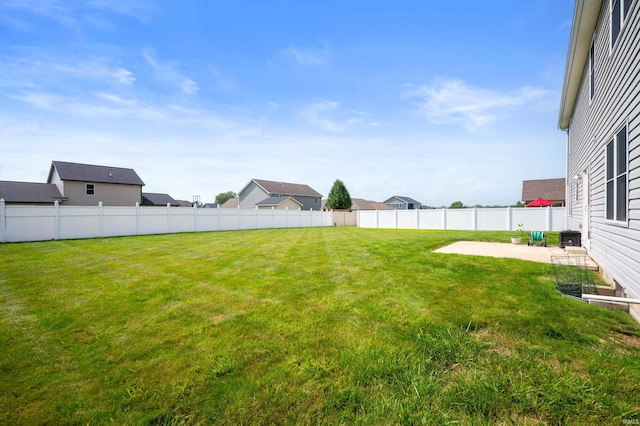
[1,227,639,424]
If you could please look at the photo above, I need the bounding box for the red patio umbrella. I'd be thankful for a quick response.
[526,198,554,207]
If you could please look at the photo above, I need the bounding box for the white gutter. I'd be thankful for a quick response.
[558,0,603,130]
[582,294,640,304]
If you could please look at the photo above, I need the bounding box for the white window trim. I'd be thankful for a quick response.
[589,38,595,102]
[610,0,635,53]
[604,123,629,225]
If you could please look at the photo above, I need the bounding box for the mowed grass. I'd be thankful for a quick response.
[1,227,639,425]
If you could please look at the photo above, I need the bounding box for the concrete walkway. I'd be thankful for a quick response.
[433,241,598,270]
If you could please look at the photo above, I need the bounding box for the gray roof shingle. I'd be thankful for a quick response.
[252,179,322,198]
[0,181,65,203]
[255,196,302,207]
[49,161,145,186]
[142,192,178,206]
[384,196,422,205]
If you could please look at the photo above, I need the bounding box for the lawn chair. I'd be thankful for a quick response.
[528,231,546,247]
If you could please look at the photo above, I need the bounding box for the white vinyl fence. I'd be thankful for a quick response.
[0,200,333,243]
[358,207,567,232]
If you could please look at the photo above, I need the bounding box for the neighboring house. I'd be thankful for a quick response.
[521,178,566,206]
[202,203,219,208]
[176,200,195,207]
[142,192,179,207]
[220,197,239,208]
[47,161,145,206]
[558,0,640,305]
[238,179,322,211]
[383,196,422,210]
[322,198,395,211]
[255,196,303,210]
[0,181,66,205]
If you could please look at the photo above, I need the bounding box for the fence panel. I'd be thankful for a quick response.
[358,207,567,232]
[417,209,444,230]
[59,206,101,239]
[477,208,509,231]
[103,206,137,237]
[396,211,417,229]
[446,209,474,230]
[5,205,56,242]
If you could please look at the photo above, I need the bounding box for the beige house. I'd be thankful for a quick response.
[255,196,303,210]
[47,161,145,206]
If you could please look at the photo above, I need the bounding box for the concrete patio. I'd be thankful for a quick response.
[433,241,599,270]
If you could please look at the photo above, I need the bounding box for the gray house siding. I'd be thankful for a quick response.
[564,0,640,300]
[239,181,268,209]
[239,180,321,210]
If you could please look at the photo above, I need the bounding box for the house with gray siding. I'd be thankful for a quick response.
[558,0,640,315]
[238,179,323,211]
[47,161,145,206]
[383,196,422,210]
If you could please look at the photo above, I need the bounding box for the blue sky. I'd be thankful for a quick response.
[1,0,574,206]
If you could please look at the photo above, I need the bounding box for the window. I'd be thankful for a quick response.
[86,183,95,195]
[605,126,627,222]
[611,0,634,48]
[589,39,595,100]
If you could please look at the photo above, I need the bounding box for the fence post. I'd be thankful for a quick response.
[472,207,477,230]
[54,200,60,240]
[194,203,198,232]
[395,209,398,229]
[546,206,552,231]
[416,209,420,230]
[136,202,140,235]
[507,207,512,231]
[167,202,171,233]
[442,208,447,230]
[256,205,259,230]
[376,209,379,229]
[99,201,104,237]
[0,199,5,243]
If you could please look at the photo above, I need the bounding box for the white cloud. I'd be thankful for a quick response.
[142,49,199,95]
[0,55,135,88]
[298,100,365,133]
[404,79,549,131]
[86,0,155,21]
[282,43,331,66]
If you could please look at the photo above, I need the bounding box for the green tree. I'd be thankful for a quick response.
[326,179,352,210]
[215,191,237,205]
[449,200,464,209]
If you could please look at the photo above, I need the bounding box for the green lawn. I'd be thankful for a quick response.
[1,227,639,425]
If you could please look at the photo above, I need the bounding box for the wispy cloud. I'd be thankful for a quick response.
[404,79,549,131]
[142,49,199,94]
[86,0,155,21]
[298,100,367,133]
[8,90,234,130]
[282,43,331,66]
[0,0,154,33]
[0,55,135,90]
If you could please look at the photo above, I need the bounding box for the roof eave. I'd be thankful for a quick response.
[558,0,603,130]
